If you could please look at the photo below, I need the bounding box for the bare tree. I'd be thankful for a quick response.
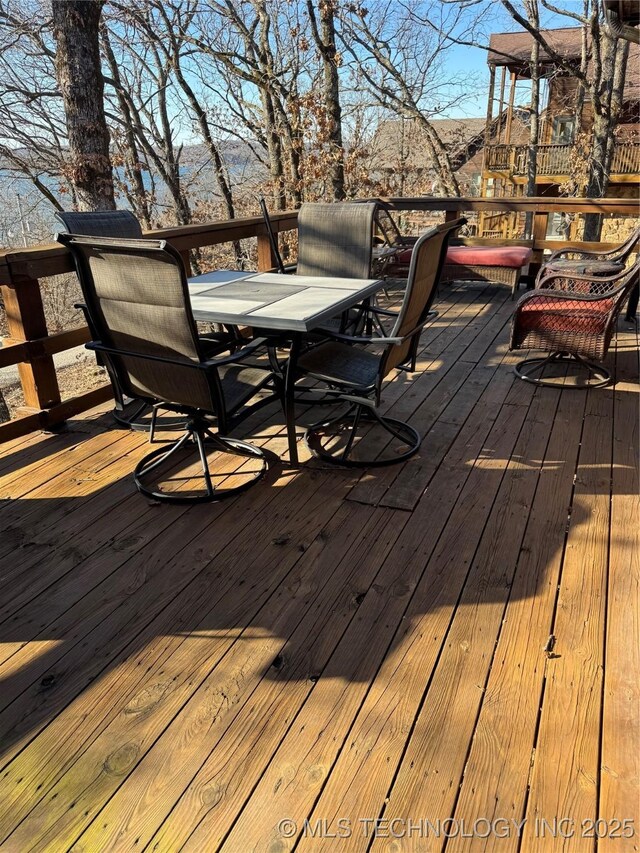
[338,1,473,196]
[101,24,152,228]
[186,0,313,208]
[524,0,539,200]
[307,0,345,200]
[52,0,115,210]
[0,1,76,211]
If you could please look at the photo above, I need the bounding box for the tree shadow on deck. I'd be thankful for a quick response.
[0,374,636,772]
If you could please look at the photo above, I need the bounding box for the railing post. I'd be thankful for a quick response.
[0,273,61,413]
[257,232,279,272]
[529,210,549,282]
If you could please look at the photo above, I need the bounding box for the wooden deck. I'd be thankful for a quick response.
[0,283,638,852]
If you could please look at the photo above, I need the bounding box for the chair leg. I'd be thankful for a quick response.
[304,403,421,468]
[134,420,267,503]
[514,351,611,388]
[113,398,188,433]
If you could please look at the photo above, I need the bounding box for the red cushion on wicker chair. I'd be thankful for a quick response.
[445,246,532,268]
[519,297,615,336]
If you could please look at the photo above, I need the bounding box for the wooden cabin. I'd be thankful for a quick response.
[481,27,639,239]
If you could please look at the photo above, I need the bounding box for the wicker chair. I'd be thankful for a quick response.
[510,258,640,388]
[55,210,243,430]
[57,233,281,503]
[544,226,639,268]
[294,218,465,466]
[537,226,639,320]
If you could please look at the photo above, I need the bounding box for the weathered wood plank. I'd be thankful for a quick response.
[216,400,532,851]
[0,288,635,852]
[0,458,354,841]
[66,505,408,852]
[447,383,588,853]
[303,388,560,853]
[520,386,614,851]
[598,329,640,851]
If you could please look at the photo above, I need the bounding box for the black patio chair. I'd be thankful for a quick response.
[258,198,378,284]
[55,210,244,430]
[258,201,384,397]
[294,217,466,466]
[57,233,282,503]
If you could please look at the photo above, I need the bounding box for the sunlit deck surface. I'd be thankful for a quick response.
[0,282,638,852]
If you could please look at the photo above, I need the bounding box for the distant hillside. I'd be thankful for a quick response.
[0,138,262,172]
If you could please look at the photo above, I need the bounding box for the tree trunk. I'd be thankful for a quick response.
[525,1,539,199]
[583,30,628,240]
[262,89,286,209]
[52,0,115,211]
[308,0,345,200]
[524,0,540,237]
[417,117,460,196]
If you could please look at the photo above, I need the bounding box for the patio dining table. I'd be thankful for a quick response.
[187,270,385,463]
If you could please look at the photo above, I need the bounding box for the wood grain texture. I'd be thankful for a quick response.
[520,386,613,852]
[598,328,640,853]
[0,286,636,853]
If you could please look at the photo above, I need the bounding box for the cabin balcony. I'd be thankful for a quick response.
[485,141,640,182]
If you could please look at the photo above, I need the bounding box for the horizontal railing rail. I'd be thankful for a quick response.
[0,198,637,441]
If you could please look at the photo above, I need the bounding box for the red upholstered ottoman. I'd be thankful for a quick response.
[386,243,532,298]
[441,246,532,298]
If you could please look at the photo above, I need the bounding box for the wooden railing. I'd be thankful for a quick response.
[0,197,636,441]
[485,142,640,177]
[610,142,640,175]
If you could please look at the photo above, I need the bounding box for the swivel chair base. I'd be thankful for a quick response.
[304,404,420,467]
[134,419,267,503]
[113,398,188,432]
[514,352,611,388]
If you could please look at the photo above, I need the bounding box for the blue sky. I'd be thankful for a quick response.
[434,1,580,119]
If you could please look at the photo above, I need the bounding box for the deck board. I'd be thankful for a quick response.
[0,285,637,853]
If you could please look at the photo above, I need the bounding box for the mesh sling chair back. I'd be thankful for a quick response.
[257,199,377,280]
[55,209,143,240]
[55,210,242,430]
[257,199,379,347]
[296,202,378,336]
[296,202,377,279]
[295,217,466,466]
[510,257,640,388]
[58,233,281,503]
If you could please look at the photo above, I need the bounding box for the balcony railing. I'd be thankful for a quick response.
[0,196,637,441]
[485,142,640,177]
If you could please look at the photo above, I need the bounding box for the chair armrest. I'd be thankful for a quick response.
[74,302,91,325]
[85,336,272,372]
[368,306,398,317]
[546,248,597,263]
[206,336,272,366]
[516,287,624,308]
